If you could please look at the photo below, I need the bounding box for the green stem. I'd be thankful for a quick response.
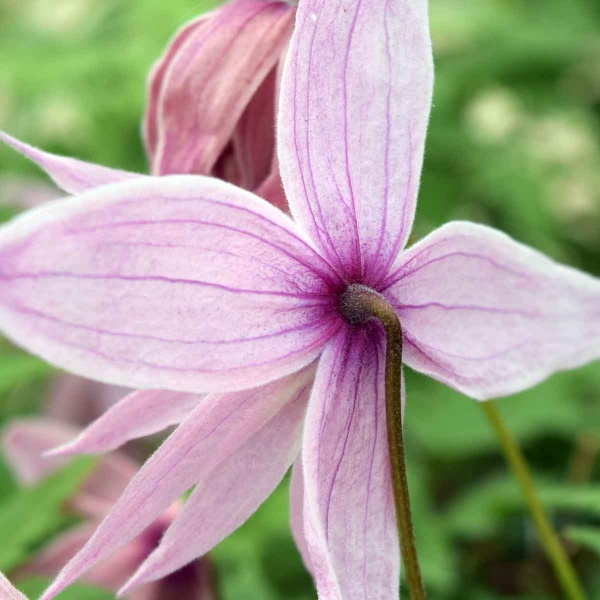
[340,284,426,599]
[481,401,587,600]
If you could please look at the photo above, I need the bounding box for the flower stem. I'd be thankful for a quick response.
[340,284,426,599]
[481,401,587,600]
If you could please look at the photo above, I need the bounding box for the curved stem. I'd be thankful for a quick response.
[482,401,587,600]
[340,284,426,599]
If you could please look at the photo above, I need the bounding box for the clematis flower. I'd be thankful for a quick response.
[2,418,217,600]
[0,0,598,599]
[145,0,295,210]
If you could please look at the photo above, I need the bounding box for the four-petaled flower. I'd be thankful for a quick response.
[0,0,598,599]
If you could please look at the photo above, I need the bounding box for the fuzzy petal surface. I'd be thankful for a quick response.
[289,457,313,574]
[40,368,314,600]
[385,221,600,400]
[0,133,140,194]
[301,329,399,600]
[49,389,204,457]
[120,380,310,592]
[278,0,433,284]
[0,573,26,600]
[0,176,340,393]
[152,0,293,176]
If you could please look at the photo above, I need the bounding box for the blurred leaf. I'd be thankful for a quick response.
[566,525,600,556]
[0,456,96,571]
[18,577,112,599]
[0,353,54,395]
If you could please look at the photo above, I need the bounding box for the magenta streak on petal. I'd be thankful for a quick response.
[3,299,332,346]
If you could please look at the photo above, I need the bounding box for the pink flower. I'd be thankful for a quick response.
[0,0,598,599]
[2,418,217,600]
[145,0,295,211]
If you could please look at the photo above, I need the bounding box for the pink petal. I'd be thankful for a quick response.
[49,389,204,457]
[40,368,314,600]
[46,375,130,427]
[301,329,399,600]
[144,14,211,163]
[255,166,287,213]
[0,133,141,194]
[119,379,310,592]
[152,0,294,176]
[0,176,340,393]
[289,457,313,574]
[2,417,137,519]
[278,0,433,285]
[0,572,27,600]
[384,221,600,400]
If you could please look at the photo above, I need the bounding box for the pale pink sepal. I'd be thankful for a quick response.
[48,389,204,457]
[151,0,294,177]
[0,572,27,600]
[40,368,314,600]
[0,133,141,194]
[0,176,340,394]
[384,221,600,400]
[301,329,399,600]
[119,379,310,593]
[278,0,433,284]
[289,457,313,574]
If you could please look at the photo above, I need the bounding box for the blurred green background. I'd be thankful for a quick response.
[0,0,599,598]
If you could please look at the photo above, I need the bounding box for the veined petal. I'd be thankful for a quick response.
[289,457,313,574]
[49,389,204,457]
[119,379,310,593]
[40,368,314,600]
[144,13,211,162]
[0,573,26,600]
[0,133,141,194]
[302,329,399,600]
[384,221,600,400]
[0,176,340,393]
[152,0,294,176]
[278,0,433,285]
[3,418,137,519]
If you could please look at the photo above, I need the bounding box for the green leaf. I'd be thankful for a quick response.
[566,526,600,557]
[0,353,54,394]
[18,577,112,600]
[0,456,97,571]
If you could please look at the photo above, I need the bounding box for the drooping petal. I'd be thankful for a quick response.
[152,0,294,176]
[48,389,204,457]
[278,0,433,285]
[384,221,600,400]
[2,418,137,519]
[119,379,310,593]
[0,572,27,600]
[0,133,140,194]
[301,328,399,600]
[39,368,314,600]
[256,166,287,213]
[289,457,313,574]
[0,176,340,393]
[144,14,211,162]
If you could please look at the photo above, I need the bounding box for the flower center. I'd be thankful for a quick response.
[338,283,389,326]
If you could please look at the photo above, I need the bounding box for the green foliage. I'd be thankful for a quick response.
[0,457,96,572]
[18,577,112,599]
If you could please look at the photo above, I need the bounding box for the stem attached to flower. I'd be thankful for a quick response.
[481,401,587,600]
[340,284,426,599]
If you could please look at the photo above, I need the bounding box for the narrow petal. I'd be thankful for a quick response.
[49,389,204,457]
[120,379,310,592]
[384,221,600,400]
[0,176,340,393]
[144,14,211,162]
[301,329,399,600]
[0,573,26,600]
[152,0,294,176]
[40,368,314,600]
[3,418,137,519]
[278,0,433,284]
[0,133,140,194]
[289,457,313,574]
